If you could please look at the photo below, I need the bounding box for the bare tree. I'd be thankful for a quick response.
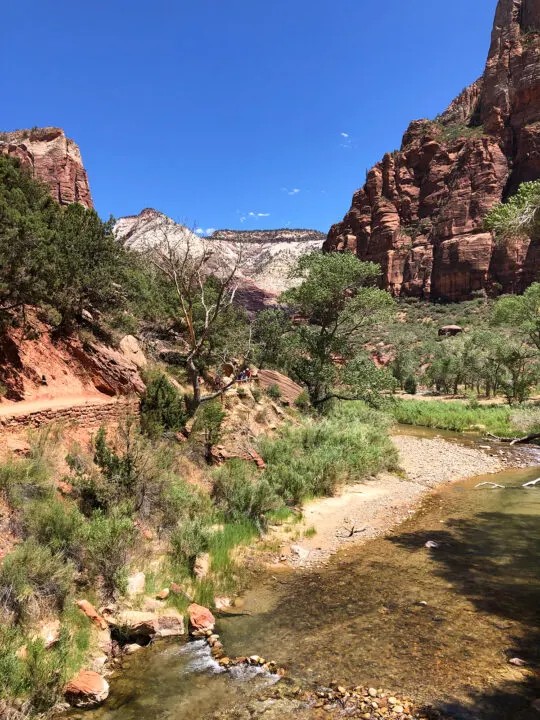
[145,224,248,411]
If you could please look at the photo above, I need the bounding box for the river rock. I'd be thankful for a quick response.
[156,588,170,600]
[187,603,215,635]
[65,670,109,708]
[110,610,184,640]
[124,643,143,654]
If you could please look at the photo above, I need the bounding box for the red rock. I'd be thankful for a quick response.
[187,603,215,634]
[76,600,108,630]
[325,0,540,301]
[0,127,92,208]
[64,670,109,708]
[257,370,303,405]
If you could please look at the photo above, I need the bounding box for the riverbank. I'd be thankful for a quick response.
[269,431,535,569]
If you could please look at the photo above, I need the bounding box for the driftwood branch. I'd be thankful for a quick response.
[339,524,367,538]
[486,431,540,445]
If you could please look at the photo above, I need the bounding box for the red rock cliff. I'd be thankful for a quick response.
[325,0,540,301]
[0,127,93,209]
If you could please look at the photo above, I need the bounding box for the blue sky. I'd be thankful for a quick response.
[2,0,497,233]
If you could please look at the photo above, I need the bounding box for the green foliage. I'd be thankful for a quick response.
[82,510,137,599]
[212,460,279,522]
[191,400,226,462]
[252,309,292,368]
[260,402,398,505]
[485,180,540,242]
[493,282,540,350]
[22,498,84,561]
[140,370,187,438]
[436,122,484,143]
[0,539,74,625]
[170,517,211,571]
[294,390,310,411]
[266,383,281,400]
[391,398,513,435]
[280,252,395,407]
[404,375,417,394]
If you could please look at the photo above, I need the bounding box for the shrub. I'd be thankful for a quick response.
[266,383,281,400]
[260,403,398,505]
[252,387,262,402]
[140,371,187,438]
[212,460,280,522]
[170,517,211,572]
[0,539,74,625]
[82,511,137,599]
[294,390,310,411]
[22,498,84,562]
[191,400,226,463]
[404,375,417,395]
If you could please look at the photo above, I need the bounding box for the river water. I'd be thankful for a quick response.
[72,430,540,720]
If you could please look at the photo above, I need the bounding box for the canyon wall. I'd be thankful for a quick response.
[0,127,93,208]
[325,0,540,300]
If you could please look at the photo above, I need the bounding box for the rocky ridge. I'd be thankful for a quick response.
[115,209,323,309]
[0,127,93,208]
[325,0,540,301]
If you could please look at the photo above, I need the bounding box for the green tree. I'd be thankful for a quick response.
[252,309,292,368]
[280,252,395,407]
[140,371,187,438]
[485,180,540,242]
[191,400,226,463]
[493,283,540,350]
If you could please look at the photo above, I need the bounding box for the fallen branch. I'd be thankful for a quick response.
[485,431,540,445]
[339,525,367,538]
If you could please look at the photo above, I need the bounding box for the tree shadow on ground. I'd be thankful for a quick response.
[389,510,540,719]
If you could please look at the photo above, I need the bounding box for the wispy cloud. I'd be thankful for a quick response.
[281,187,301,196]
[248,211,270,217]
[195,227,216,236]
[340,132,349,138]
[339,131,354,149]
[240,216,246,223]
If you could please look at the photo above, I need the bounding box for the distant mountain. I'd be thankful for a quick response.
[114,210,324,310]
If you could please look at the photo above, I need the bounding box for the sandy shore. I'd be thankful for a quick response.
[271,433,534,569]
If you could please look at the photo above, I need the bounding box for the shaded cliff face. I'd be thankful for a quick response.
[325,0,540,301]
[0,127,93,208]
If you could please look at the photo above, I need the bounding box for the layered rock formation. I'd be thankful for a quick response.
[0,127,93,208]
[325,0,540,300]
[115,209,324,309]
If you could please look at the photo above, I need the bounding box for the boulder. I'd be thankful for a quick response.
[110,610,184,641]
[119,335,147,369]
[124,643,143,654]
[65,670,109,708]
[257,369,303,405]
[187,604,215,635]
[35,619,61,649]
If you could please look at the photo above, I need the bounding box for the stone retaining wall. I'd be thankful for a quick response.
[0,399,139,431]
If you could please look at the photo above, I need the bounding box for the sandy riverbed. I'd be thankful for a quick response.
[272,433,532,569]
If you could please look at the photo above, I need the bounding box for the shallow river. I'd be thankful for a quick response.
[73,429,540,720]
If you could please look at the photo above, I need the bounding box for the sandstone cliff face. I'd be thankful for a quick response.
[0,127,93,208]
[325,0,540,301]
[115,210,324,310]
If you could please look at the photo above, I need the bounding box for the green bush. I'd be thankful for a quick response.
[170,517,211,572]
[140,371,187,438]
[266,383,281,400]
[212,460,280,522]
[294,390,310,411]
[404,375,417,395]
[260,402,398,505]
[82,511,137,599]
[22,498,84,562]
[391,398,513,435]
[252,387,262,402]
[0,539,74,625]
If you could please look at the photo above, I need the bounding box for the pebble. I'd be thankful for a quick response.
[368,687,378,697]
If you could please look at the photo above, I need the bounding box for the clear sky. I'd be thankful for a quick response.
[2,0,497,234]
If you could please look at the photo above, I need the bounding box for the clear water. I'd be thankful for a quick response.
[72,432,540,720]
